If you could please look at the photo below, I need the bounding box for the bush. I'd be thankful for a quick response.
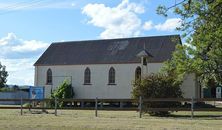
[132,73,183,116]
[23,103,32,107]
[51,80,74,107]
[0,87,14,92]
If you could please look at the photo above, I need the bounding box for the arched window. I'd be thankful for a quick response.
[143,57,147,65]
[135,67,141,81]
[46,68,52,84]
[108,67,115,84]
[84,67,91,84]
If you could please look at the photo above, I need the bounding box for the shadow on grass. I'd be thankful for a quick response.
[23,110,51,114]
[168,113,222,120]
[142,111,222,120]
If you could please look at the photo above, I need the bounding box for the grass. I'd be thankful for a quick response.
[0,109,222,130]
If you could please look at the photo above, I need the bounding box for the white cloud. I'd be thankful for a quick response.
[0,33,49,85]
[82,0,144,39]
[1,58,35,85]
[0,33,49,58]
[143,21,153,31]
[71,3,76,7]
[155,18,182,31]
[0,33,17,46]
[12,40,48,52]
[82,1,181,38]
[117,0,145,14]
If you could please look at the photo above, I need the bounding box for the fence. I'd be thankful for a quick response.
[0,97,222,118]
[0,91,29,105]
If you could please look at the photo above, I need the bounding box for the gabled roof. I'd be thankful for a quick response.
[136,50,153,58]
[34,35,181,66]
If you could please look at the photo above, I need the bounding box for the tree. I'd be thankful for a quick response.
[51,80,74,107]
[0,62,8,88]
[157,0,222,86]
[132,74,182,116]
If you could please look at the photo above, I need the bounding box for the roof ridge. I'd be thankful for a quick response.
[52,34,180,45]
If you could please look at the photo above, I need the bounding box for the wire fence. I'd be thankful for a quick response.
[0,97,222,118]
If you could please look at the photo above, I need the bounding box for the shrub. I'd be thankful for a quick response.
[132,73,183,116]
[23,103,32,107]
[0,87,14,92]
[51,80,74,107]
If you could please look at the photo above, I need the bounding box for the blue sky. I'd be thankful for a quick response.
[0,0,183,85]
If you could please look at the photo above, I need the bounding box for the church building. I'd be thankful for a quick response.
[34,35,200,99]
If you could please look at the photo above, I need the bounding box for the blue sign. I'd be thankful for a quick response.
[29,86,44,99]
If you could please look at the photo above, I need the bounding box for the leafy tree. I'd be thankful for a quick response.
[157,0,222,86]
[132,74,182,116]
[51,80,74,107]
[0,62,8,88]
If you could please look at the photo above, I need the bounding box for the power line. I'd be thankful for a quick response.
[0,1,32,10]
[0,0,51,16]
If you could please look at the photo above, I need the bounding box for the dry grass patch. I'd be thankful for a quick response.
[0,109,222,130]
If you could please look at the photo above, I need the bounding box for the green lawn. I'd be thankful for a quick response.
[0,109,222,130]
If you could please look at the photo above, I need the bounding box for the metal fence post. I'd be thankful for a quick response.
[55,97,57,116]
[139,96,142,118]
[191,97,194,119]
[20,97,23,115]
[95,97,98,117]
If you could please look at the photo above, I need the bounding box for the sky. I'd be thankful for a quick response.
[0,0,183,85]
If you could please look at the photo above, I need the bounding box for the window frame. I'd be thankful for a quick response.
[84,67,91,85]
[108,67,116,85]
[135,66,142,81]
[46,68,52,85]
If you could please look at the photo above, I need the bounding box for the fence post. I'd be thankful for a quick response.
[81,101,84,108]
[120,101,123,108]
[20,97,23,115]
[139,96,142,118]
[95,97,98,117]
[191,97,194,119]
[55,97,57,116]
[29,99,31,112]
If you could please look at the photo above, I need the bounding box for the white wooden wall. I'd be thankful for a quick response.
[35,63,198,98]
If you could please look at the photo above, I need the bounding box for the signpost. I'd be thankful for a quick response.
[29,86,45,99]
[29,86,45,112]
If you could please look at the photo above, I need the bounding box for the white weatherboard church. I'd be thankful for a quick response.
[34,35,201,99]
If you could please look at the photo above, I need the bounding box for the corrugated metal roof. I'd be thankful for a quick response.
[34,35,181,66]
